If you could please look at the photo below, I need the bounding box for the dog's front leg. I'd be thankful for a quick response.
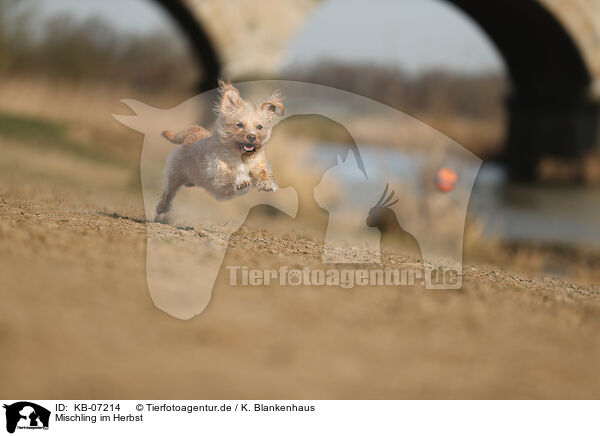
[250,161,278,192]
[234,172,252,192]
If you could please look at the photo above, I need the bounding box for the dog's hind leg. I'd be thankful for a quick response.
[156,172,185,218]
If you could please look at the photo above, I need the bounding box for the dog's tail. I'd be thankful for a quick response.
[161,130,179,143]
[161,125,211,145]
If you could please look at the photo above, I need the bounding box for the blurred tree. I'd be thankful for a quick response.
[0,0,197,93]
[0,0,36,73]
[289,61,507,120]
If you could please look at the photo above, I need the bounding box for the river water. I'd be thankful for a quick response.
[308,143,600,248]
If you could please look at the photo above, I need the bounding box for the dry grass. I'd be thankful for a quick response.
[420,114,505,158]
[536,152,600,185]
[0,76,202,164]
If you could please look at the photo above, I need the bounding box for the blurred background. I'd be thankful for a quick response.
[2,0,600,244]
[0,0,507,156]
[3,0,600,257]
[2,0,600,399]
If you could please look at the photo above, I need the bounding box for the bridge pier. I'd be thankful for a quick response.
[503,95,599,180]
[448,0,599,181]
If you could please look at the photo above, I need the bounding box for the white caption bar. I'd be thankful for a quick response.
[1,400,598,435]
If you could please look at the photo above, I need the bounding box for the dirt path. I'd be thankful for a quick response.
[2,137,600,399]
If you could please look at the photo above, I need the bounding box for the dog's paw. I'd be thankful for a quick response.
[256,179,278,192]
[235,180,251,191]
[154,213,171,224]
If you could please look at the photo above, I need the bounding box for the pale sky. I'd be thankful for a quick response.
[35,0,505,75]
[287,0,504,75]
[36,0,169,34]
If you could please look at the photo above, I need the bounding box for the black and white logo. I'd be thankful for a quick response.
[3,402,50,434]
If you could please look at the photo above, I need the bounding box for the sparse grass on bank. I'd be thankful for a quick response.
[0,111,135,167]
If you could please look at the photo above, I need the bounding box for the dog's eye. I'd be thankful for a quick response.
[257,124,263,130]
[236,122,244,128]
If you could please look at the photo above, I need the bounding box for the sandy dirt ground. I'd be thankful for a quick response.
[2,136,600,399]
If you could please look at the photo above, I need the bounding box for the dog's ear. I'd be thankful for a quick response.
[218,79,242,114]
[260,90,284,118]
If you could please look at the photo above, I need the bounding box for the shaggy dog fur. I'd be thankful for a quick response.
[162,124,212,145]
[156,80,284,220]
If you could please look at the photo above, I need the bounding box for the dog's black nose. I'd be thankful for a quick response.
[246,134,256,142]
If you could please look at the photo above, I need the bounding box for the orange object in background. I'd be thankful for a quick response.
[435,167,459,192]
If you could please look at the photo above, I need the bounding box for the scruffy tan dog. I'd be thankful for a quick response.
[156,80,284,220]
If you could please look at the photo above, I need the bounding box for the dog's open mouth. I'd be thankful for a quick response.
[238,143,256,153]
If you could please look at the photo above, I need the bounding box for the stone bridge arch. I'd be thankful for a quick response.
[449,0,599,178]
[155,0,600,178]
